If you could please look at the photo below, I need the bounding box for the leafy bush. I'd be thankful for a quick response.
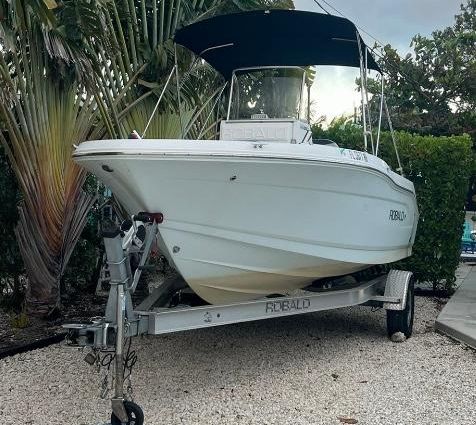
[10,311,29,329]
[0,144,24,308]
[312,123,473,290]
[62,174,103,293]
[62,212,102,292]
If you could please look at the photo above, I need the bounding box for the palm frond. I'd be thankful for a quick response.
[0,2,97,314]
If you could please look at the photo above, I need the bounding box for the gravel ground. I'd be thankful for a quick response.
[1,296,475,425]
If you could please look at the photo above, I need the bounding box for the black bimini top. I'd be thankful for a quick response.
[174,9,380,79]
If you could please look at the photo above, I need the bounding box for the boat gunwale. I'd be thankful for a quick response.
[73,149,416,196]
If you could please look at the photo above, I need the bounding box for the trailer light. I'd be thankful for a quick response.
[152,212,164,223]
[135,212,164,223]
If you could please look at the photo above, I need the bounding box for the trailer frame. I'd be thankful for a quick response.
[63,214,414,425]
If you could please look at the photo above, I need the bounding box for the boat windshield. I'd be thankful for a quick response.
[228,67,305,120]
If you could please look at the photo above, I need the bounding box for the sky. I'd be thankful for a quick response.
[292,0,463,123]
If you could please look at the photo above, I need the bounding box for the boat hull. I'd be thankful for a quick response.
[74,140,418,304]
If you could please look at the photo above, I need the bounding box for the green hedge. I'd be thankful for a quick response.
[313,123,473,290]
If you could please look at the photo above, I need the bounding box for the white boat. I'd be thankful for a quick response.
[74,10,418,305]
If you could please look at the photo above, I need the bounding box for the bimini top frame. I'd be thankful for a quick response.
[174,9,380,79]
[143,10,402,174]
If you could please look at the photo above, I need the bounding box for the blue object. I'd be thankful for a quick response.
[461,220,475,253]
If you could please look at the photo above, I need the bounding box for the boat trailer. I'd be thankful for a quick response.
[64,213,415,425]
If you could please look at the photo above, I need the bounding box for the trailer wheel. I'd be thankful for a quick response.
[386,277,414,338]
[111,401,144,425]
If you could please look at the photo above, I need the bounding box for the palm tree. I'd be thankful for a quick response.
[86,0,294,140]
[0,0,99,315]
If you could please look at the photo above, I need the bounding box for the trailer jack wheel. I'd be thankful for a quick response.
[386,277,414,338]
[111,401,144,425]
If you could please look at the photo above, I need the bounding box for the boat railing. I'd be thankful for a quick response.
[356,31,403,176]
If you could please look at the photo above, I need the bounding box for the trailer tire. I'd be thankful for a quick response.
[386,277,414,339]
[111,400,144,425]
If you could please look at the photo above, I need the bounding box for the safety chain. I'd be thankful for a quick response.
[84,332,138,401]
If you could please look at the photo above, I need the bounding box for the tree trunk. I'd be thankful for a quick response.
[14,191,95,317]
[15,205,61,316]
[24,280,60,317]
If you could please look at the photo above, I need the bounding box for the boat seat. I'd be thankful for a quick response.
[312,138,339,147]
